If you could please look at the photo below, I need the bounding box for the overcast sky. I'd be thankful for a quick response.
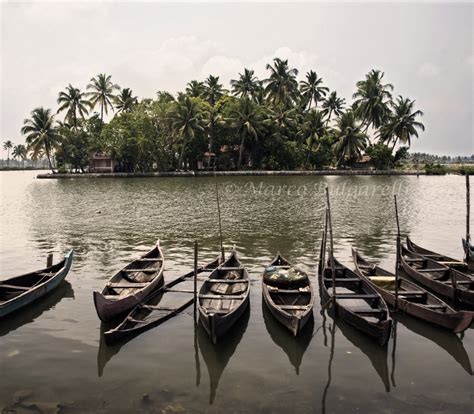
[1,1,472,156]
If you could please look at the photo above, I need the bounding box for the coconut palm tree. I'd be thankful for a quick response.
[115,88,138,113]
[378,96,425,150]
[204,75,225,106]
[186,80,206,98]
[333,111,368,166]
[299,71,329,111]
[352,69,393,132]
[264,58,299,108]
[230,98,266,166]
[299,110,326,168]
[321,91,346,126]
[87,73,120,121]
[230,69,260,100]
[203,105,225,167]
[171,97,205,170]
[21,108,61,172]
[57,84,91,129]
[12,144,27,167]
[3,140,13,166]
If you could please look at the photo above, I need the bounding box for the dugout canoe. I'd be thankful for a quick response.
[93,241,164,322]
[198,250,250,344]
[352,248,472,333]
[104,256,221,344]
[400,243,474,307]
[262,253,315,336]
[0,250,74,318]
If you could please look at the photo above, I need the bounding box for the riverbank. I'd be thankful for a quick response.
[36,169,425,179]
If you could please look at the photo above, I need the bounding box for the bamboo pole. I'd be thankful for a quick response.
[466,174,471,262]
[325,188,336,305]
[394,195,400,310]
[194,240,198,318]
[214,169,225,262]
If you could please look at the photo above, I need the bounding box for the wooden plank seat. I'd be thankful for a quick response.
[268,288,311,294]
[126,317,148,324]
[107,282,148,289]
[279,305,310,310]
[416,268,447,273]
[0,284,30,290]
[353,309,385,315]
[205,309,230,314]
[124,268,159,272]
[142,305,180,311]
[323,278,361,283]
[424,304,447,310]
[206,279,249,284]
[199,294,246,300]
[438,261,466,266]
[441,280,473,285]
[335,293,379,299]
[394,290,427,296]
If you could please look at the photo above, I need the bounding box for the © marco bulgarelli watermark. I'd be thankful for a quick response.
[223,181,409,198]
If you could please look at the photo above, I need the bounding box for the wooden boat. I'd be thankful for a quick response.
[104,256,220,344]
[407,236,473,277]
[262,253,315,336]
[352,248,472,333]
[93,241,164,322]
[0,250,74,318]
[400,243,474,306]
[198,250,250,344]
[319,252,392,346]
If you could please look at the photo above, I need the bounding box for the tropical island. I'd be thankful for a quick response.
[2,58,456,176]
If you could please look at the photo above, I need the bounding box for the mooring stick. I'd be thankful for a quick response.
[214,169,225,262]
[394,195,400,310]
[466,174,471,252]
[194,240,198,318]
[47,253,53,268]
[325,188,336,305]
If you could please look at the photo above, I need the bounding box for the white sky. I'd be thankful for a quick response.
[1,1,472,156]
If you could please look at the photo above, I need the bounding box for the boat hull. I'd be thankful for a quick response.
[0,251,74,318]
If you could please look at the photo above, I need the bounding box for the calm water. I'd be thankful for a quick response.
[0,171,472,413]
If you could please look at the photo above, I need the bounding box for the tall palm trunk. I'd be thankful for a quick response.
[45,145,54,173]
[325,109,333,126]
[178,134,187,170]
[238,133,246,167]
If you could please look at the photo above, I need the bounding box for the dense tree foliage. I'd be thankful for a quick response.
[18,61,424,173]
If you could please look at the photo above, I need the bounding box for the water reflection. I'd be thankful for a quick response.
[393,313,472,375]
[197,305,250,404]
[0,281,74,337]
[262,303,314,374]
[321,311,336,414]
[97,321,124,377]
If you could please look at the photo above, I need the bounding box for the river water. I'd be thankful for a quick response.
[0,171,472,413]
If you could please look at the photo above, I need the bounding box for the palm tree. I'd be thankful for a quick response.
[87,73,120,121]
[299,110,326,168]
[264,58,299,108]
[230,69,260,100]
[3,140,13,166]
[352,69,393,132]
[230,98,266,166]
[299,71,329,110]
[21,107,61,172]
[379,96,425,150]
[204,75,225,106]
[115,88,138,113]
[57,84,91,129]
[12,144,27,167]
[321,91,346,126]
[185,80,206,98]
[333,111,368,166]
[171,97,205,170]
[203,105,225,167]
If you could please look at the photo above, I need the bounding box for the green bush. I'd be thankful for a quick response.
[424,163,447,175]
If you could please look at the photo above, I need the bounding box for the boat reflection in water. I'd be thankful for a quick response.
[97,322,123,377]
[262,302,314,374]
[197,305,250,404]
[393,312,472,376]
[321,311,336,414]
[0,281,74,337]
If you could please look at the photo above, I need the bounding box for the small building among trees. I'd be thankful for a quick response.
[89,152,116,173]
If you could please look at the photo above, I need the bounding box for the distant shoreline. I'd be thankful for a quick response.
[36,170,425,179]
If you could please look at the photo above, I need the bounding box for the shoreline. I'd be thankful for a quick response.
[36,170,425,179]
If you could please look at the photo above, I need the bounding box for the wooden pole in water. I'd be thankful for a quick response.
[194,240,198,318]
[466,174,471,258]
[214,169,225,262]
[46,253,53,268]
[394,195,400,310]
[325,188,336,305]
